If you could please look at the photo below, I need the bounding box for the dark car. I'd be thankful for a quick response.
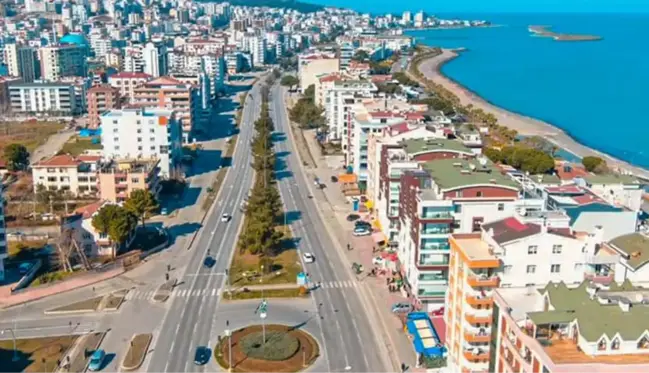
[194,346,211,365]
[355,220,372,229]
[203,256,215,268]
[330,175,338,183]
[346,214,360,222]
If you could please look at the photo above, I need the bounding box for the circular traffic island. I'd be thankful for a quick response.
[216,324,319,372]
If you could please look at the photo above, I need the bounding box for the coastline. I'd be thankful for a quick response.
[417,49,649,180]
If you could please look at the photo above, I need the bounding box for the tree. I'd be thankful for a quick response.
[582,156,607,173]
[124,189,159,228]
[304,84,315,101]
[91,204,137,256]
[4,143,29,171]
[352,50,370,62]
[280,75,299,91]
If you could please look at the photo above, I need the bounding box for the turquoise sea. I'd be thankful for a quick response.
[304,5,649,169]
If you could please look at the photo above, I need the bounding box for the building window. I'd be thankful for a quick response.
[476,191,483,197]
[138,146,143,151]
[497,203,504,211]
[526,265,536,274]
[113,137,119,142]
[574,263,583,272]
[150,128,155,133]
[137,138,142,142]
[114,146,120,151]
[597,338,607,351]
[150,146,156,151]
[611,338,620,350]
[472,217,483,232]
[552,244,563,254]
[527,245,538,255]
[149,137,155,142]
[454,205,462,213]
[551,264,561,273]
[456,190,463,198]
[503,265,512,275]
[137,129,142,133]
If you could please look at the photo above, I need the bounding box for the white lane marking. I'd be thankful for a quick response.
[212,288,216,296]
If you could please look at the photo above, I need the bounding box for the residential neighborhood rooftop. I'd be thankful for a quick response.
[401,138,472,156]
[420,158,519,190]
[608,232,649,271]
[583,173,638,185]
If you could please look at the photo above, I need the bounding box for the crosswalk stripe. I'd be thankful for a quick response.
[212,288,217,296]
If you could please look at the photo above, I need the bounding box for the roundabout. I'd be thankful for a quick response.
[215,324,320,372]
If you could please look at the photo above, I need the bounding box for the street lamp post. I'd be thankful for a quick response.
[225,321,232,372]
[1,328,19,362]
[302,346,306,367]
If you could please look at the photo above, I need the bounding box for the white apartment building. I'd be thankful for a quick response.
[9,82,77,115]
[89,29,111,59]
[123,45,145,73]
[579,174,643,212]
[0,185,7,281]
[324,80,376,143]
[32,154,100,196]
[4,43,37,82]
[108,72,151,101]
[143,42,167,77]
[99,108,183,178]
[38,44,87,81]
[249,35,266,67]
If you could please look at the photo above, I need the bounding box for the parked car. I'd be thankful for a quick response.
[302,252,315,263]
[346,214,360,222]
[330,175,338,183]
[194,346,211,365]
[353,228,371,237]
[88,349,106,371]
[391,303,413,314]
[160,207,169,216]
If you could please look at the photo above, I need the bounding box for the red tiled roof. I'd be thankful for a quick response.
[146,76,184,86]
[110,72,152,79]
[482,217,541,244]
[77,155,102,162]
[33,154,81,167]
[554,162,589,180]
[319,74,343,83]
[572,194,606,206]
[73,200,105,219]
[387,121,410,135]
[405,112,425,120]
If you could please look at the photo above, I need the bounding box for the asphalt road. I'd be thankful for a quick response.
[147,83,260,373]
[270,83,390,372]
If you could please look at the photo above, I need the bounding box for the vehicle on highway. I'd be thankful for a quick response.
[194,346,211,365]
[88,349,106,371]
[18,262,33,275]
[353,228,371,236]
[221,213,231,222]
[204,256,216,268]
[303,252,315,263]
[391,303,413,314]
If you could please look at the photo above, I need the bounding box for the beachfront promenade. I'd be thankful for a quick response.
[411,49,649,181]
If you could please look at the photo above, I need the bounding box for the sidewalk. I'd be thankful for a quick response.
[298,126,424,370]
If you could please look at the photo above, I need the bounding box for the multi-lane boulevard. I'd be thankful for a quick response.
[146,83,261,372]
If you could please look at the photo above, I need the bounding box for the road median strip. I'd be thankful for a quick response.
[121,333,152,371]
[45,289,129,315]
[153,278,177,303]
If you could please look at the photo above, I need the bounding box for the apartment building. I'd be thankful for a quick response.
[324,80,377,143]
[99,108,183,178]
[298,53,339,93]
[492,282,649,373]
[314,72,348,108]
[108,72,151,102]
[9,82,77,115]
[0,185,6,281]
[87,84,121,128]
[98,159,161,203]
[32,154,100,196]
[131,76,198,142]
[578,173,643,212]
[396,156,545,311]
[68,201,137,257]
[38,44,87,81]
[4,43,37,82]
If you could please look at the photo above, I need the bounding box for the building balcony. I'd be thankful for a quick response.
[584,272,614,285]
[465,313,492,325]
[467,274,500,288]
[463,350,490,364]
[419,211,453,220]
[464,330,491,344]
[466,294,494,308]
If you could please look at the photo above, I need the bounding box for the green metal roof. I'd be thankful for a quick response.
[401,138,472,156]
[583,174,638,185]
[609,233,649,271]
[421,158,519,191]
[537,281,649,342]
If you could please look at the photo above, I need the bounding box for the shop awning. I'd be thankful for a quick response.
[338,173,357,184]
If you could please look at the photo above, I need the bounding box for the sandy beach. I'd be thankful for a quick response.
[417,49,649,180]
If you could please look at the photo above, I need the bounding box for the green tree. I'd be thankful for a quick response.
[124,189,159,228]
[92,204,137,256]
[582,156,607,173]
[280,75,299,90]
[4,143,30,171]
[352,50,370,62]
[483,147,503,163]
[304,84,315,101]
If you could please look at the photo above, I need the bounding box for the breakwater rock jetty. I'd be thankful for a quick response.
[529,25,603,41]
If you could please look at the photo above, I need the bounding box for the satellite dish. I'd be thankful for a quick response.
[478,157,487,166]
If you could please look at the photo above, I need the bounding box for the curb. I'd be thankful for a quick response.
[120,333,152,372]
[281,87,400,372]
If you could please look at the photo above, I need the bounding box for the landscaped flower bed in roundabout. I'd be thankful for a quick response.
[215,324,319,372]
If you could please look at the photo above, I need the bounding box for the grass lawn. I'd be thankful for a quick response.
[122,334,152,371]
[58,136,102,156]
[229,287,305,300]
[104,290,128,310]
[0,121,65,160]
[228,226,302,287]
[30,270,79,288]
[0,335,78,372]
[46,295,104,313]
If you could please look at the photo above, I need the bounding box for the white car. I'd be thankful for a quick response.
[221,213,231,222]
[303,253,315,263]
[353,228,371,237]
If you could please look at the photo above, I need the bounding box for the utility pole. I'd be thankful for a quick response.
[1,328,19,362]
[225,320,232,372]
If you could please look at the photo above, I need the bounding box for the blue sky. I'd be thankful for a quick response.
[303,0,649,14]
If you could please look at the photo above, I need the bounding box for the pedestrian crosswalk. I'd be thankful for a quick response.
[124,280,361,301]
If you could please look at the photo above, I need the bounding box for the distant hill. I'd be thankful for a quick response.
[200,0,325,13]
